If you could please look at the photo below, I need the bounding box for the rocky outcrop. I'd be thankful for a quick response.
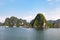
[53,19,60,28]
[3,16,28,27]
[30,13,48,30]
[48,19,60,28]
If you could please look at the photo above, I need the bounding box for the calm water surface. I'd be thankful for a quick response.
[0,27,60,40]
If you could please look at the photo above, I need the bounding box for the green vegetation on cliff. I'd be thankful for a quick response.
[0,13,60,29]
[30,13,48,30]
[3,16,28,27]
[3,13,48,30]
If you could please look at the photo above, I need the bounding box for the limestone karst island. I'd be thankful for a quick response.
[0,13,60,30]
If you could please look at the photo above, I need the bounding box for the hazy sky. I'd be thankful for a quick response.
[0,0,60,22]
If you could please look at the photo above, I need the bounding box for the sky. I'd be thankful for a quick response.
[0,0,60,23]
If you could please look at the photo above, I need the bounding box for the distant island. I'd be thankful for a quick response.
[0,13,60,30]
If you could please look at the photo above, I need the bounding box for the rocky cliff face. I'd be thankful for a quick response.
[1,13,60,28]
[48,19,60,28]
[30,13,48,30]
[53,19,60,28]
[3,16,28,27]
